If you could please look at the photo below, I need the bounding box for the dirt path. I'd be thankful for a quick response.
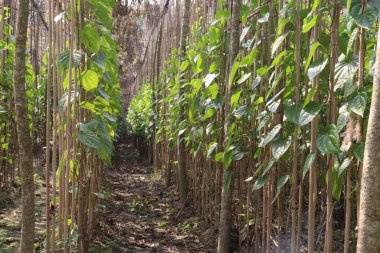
[92,144,213,253]
[0,172,46,252]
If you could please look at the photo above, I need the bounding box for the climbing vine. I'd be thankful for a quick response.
[127,0,380,252]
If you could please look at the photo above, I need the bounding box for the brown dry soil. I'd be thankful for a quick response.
[91,144,215,253]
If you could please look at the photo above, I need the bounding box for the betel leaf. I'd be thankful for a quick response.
[229,59,240,85]
[252,176,268,191]
[348,91,367,117]
[302,153,316,181]
[259,124,282,147]
[203,73,219,87]
[285,104,302,124]
[305,42,320,74]
[268,100,281,113]
[332,165,344,200]
[232,148,245,161]
[240,26,250,42]
[58,50,82,70]
[234,105,247,118]
[307,59,328,80]
[299,102,322,125]
[338,158,352,177]
[231,90,243,108]
[304,86,317,106]
[77,123,100,149]
[277,18,291,35]
[80,101,96,112]
[214,152,224,163]
[337,106,350,132]
[204,83,219,99]
[178,128,187,137]
[317,125,340,154]
[81,23,101,53]
[203,108,215,120]
[285,101,321,126]
[334,58,358,93]
[241,4,250,24]
[258,12,269,23]
[302,15,318,33]
[354,142,365,162]
[263,159,275,176]
[310,0,321,13]
[237,73,252,85]
[272,175,289,204]
[215,9,231,21]
[257,112,271,131]
[272,136,292,160]
[88,0,113,28]
[272,33,288,56]
[350,0,380,30]
[241,48,257,66]
[97,135,113,165]
[92,51,106,71]
[207,142,218,158]
[252,76,262,90]
[81,70,99,92]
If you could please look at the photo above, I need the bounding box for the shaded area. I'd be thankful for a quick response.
[92,144,215,252]
[0,174,47,253]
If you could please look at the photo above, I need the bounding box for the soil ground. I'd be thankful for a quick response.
[91,144,215,253]
[0,166,47,253]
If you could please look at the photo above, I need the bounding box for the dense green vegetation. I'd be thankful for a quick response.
[127,0,380,252]
[1,0,380,252]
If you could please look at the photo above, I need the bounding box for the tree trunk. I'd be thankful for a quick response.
[356,20,380,253]
[13,0,35,252]
[177,0,191,204]
[217,1,241,252]
[325,1,340,252]
[291,0,302,251]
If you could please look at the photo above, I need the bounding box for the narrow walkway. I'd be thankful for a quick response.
[93,144,213,253]
[0,161,46,253]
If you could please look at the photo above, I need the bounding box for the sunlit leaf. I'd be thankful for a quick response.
[272,136,292,160]
[252,176,268,191]
[203,73,219,87]
[272,33,288,56]
[231,90,243,108]
[302,15,318,33]
[81,70,99,92]
[338,158,352,177]
[307,59,328,80]
[252,76,262,90]
[207,142,218,158]
[233,105,247,118]
[259,124,282,147]
[237,73,252,85]
[350,0,380,29]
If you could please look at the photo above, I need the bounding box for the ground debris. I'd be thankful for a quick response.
[92,144,212,253]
